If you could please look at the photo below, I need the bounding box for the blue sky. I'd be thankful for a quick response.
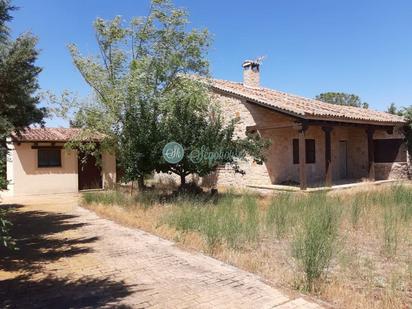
[11,0,412,127]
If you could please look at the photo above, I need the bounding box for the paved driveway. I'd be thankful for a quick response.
[0,194,321,309]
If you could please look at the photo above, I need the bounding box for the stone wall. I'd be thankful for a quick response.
[375,162,409,180]
[374,127,410,180]
[206,91,280,187]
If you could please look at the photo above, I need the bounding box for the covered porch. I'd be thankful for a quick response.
[294,119,402,190]
[250,118,408,191]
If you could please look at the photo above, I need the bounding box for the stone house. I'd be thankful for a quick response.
[2,128,116,196]
[203,60,408,190]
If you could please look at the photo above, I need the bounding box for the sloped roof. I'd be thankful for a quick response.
[207,78,406,125]
[11,128,105,142]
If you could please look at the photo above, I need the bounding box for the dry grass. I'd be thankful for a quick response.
[81,184,412,309]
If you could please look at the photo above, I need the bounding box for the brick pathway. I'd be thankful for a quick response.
[0,194,322,309]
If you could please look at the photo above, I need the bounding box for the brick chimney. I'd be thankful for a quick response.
[242,60,260,88]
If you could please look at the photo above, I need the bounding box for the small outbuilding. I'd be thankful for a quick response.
[3,128,116,196]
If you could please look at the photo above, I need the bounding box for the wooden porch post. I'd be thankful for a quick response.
[298,124,307,190]
[366,128,375,181]
[322,127,333,187]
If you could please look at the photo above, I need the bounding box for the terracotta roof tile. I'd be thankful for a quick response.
[11,128,105,142]
[207,78,406,125]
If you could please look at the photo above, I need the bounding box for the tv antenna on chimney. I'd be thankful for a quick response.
[254,55,266,65]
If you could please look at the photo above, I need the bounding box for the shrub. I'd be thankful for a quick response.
[292,195,340,291]
[266,193,291,238]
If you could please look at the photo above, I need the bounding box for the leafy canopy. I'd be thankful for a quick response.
[0,0,45,138]
[316,92,368,109]
[387,103,412,154]
[157,79,269,186]
[386,102,404,116]
[0,0,45,189]
[60,0,209,185]
[0,0,43,248]
[61,0,268,188]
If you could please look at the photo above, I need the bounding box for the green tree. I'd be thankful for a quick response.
[0,1,45,136]
[402,106,412,121]
[157,80,269,187]
[400,106,412,158]
[0,0,45,188]
[315,92,368,108]
[386,102,404,116]
[387,102,398,115]
[382,103,411,175]
[58,0,268,189]
[386,105,411,170]
[0,0,44,248]
[58,0,210,188]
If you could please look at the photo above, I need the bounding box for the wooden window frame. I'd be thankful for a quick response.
[293,139,316,164]
[37,148,62,168]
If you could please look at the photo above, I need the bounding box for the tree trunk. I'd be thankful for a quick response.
[137,176,146,191]
[180,174,186,188]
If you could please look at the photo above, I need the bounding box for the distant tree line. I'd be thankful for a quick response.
[315,92,369,108]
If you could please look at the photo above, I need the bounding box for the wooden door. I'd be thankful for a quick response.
[78,154,102,190]
[339,141,348,179]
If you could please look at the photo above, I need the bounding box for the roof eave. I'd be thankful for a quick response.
[11,138,103,143]
[302,115,407,127]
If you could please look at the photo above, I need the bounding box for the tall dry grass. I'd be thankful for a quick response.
[166,192,262,251]
[81,184,412,309]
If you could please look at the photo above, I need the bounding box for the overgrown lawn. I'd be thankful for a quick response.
[82,185,412,309]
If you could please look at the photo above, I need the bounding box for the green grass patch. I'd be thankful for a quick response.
[82,190,132,206]
[165,191,263,250]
